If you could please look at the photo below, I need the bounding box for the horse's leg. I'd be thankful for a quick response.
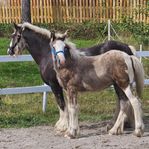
[64,87,79,139]
[50,84,69,133]
[123,85,144,137]
[109,84,133,135]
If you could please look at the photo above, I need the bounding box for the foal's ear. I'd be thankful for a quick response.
[64,30,69,36]
[60,30,69,41]
[63,30,69,39]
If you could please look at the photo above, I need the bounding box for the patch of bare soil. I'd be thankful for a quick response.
[0,118,149,149]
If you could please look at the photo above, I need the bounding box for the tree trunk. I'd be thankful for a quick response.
[21,0,31,23]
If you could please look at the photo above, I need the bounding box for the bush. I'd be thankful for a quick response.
[0,24,13,37]
[0,21,149,46]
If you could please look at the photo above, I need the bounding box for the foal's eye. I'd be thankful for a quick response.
[17,34,21,38]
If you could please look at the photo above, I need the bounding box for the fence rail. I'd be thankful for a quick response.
[0,0,148,24]
[0,55,51,112]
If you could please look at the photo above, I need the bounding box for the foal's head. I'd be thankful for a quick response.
[50,30,69,66]
[7,23,26,56]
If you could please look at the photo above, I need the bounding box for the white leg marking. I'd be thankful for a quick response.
[124,86,144,137]
[55,106,69,133]
[65,103,79,139]
[109,110,127,135]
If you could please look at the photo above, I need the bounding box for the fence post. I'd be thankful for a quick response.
[108,19,111,41]
[42,83,47,112]
[139,44,142,62]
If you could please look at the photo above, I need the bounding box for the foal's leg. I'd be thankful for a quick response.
[109,99,128,135]
[123,85,144,137]
[109,84,134,135]
[50,84,69,133]
[65,87,79,139]
[109,99,134,135]
[109,85,134,131]
[114,84,134,127]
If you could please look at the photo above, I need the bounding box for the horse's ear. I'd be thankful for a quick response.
[13,23,20,30]
[13,22,22,34]
[51,31,56,42]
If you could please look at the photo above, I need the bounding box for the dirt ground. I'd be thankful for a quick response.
[0,118,149,149]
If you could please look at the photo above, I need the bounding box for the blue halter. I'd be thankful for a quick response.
[51,47,65,58]
[51,46,65,67]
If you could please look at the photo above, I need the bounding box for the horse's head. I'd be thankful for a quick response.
[7,23,26,56]
[50,30,68,67]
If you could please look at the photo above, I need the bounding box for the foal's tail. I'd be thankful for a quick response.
[129,45,136,55]
[131,56,144,97]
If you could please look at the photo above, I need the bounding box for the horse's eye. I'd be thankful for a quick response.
[10,33,15,38]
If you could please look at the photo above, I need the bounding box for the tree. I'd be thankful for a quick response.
[21,0,31,23]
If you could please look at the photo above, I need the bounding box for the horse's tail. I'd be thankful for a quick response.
[129,45,136,55]
[131,56,144,97]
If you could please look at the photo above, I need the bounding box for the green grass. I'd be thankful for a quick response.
[0,37,10,55]
[0,37,149,128]
[0,90,116,128]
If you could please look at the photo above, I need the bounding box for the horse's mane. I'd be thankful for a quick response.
[21,23,69,41]
[65,39,83,59]
[21,22,52,39]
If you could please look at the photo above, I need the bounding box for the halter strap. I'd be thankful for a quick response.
[55,50,65,55]
[51,47,65,57]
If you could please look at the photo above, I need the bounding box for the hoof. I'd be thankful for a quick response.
[106,123,113,132]
[64,128,79,139]
[54,120,68,133]
[133,129,144,137]
[109,127,123,135]
[55,126,67,133]
[64,132,76,139]
[55,130,64,136]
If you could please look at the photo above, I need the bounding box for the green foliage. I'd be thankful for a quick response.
[35,21,106,39]
[113,17,149,45]
[0,24,13,37]
[34,21,149,46]
[0,21,149,46]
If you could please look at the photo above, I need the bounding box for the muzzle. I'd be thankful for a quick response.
[7,47,15,56]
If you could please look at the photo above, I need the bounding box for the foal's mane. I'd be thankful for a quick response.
[65,39,83,59]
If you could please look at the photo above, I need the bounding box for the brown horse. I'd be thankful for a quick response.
[50,33,144,139]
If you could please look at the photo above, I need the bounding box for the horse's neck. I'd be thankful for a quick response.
[27,47,50,65]
[24,34,51,65]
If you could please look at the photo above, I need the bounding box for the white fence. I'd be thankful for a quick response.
[0,55,51,112]
[0,52,149,112]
